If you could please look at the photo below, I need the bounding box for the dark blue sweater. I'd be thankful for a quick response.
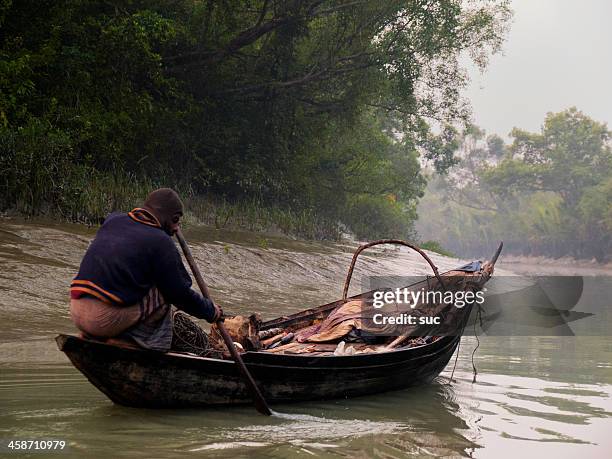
[71,210,215,321]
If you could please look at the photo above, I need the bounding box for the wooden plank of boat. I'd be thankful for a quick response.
[56,330,462,408]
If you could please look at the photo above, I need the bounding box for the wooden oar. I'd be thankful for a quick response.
[175,228,272,416]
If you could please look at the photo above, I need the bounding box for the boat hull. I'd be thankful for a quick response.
[56,333,460,408]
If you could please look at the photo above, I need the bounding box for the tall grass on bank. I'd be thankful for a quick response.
[0,120,152,223]
[182,195,341,240]
[0,121,340,238]
[2,175,342,240]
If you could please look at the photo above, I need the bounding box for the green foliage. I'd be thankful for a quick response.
[578,177,612,239]
[420,240,456,258]
[487,108,611,205]
[0,0,511,240]
[183,195,341,240]
[344,194,417,241]
[486,134,505,158]
[417,110,612,261]
[0,118,155,222]
[421,125,461,174]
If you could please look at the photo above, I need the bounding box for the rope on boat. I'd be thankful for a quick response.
[448,301,484,385]
[448,337,461,384]
[471,303,484,383]
[469,241,501,383]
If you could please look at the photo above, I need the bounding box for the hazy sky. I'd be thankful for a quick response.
[465,0,612,139]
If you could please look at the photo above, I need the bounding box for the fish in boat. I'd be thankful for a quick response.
[56,240,502,408]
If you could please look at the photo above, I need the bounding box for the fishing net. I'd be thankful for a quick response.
[171,310,210,356]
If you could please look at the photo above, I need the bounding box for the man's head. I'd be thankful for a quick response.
[142,188,184,236]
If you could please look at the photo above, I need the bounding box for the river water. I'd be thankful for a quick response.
[1,220,610,458]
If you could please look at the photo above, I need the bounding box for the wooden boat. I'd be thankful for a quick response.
[56,240,502,408]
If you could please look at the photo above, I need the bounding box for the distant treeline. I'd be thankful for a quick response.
[0,0,510,239]
[417,108,612,262]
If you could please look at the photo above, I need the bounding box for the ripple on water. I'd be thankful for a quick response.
[187,412,409,453]
[446,368,612,456]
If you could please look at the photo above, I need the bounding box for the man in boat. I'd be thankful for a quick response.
[69,188,222,351]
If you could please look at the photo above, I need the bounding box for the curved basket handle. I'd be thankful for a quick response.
[342,239,446,301]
